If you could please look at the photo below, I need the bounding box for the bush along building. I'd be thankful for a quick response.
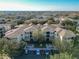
[4,23,76,55]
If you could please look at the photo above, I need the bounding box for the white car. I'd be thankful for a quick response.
[45,50,49,55]
[46,52,49,55]
[25,50,28,54]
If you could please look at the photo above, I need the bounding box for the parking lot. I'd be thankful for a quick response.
[14,53,50,59]
[14,44,59,59]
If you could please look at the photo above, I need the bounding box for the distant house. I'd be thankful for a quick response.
[76,26,79,33]
[0,24,11,31]
[0,18,6,24]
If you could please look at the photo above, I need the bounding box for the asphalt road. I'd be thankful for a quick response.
[14,54,50,59]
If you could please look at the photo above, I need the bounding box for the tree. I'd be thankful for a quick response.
[50,52,77,59]
[16,20,24,25]
[31,19,38,25]
[10,20,17,29]
[32,29,44,42]
[47,20,53,24]
[52,39,74,53]
[48,17,55,22]
[71,16,79,19]
[72,44,79,59]
[47,17,56,24]
[0,38,26,58]
[38,20,47,25]
[61,20,77,32]
[51,39,78,59]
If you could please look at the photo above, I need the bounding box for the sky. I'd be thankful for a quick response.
[0,0,79,11]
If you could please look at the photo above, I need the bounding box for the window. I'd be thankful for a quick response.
[25,36,26,38]
[25,32,26,34]
[46,32,50,37]
[46,35,50,37]
[45,32,50,40]
[25,32,29,38]
[30,32,33,40]
[30,32,32,37]
[46,38,49,41]
[0,28,2,30]
[21,34,23,36]
[46,32,50,34]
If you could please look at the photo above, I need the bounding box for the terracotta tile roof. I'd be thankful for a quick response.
[24,25,38,32]
[59,29,76,40]
[41,24,55,32]
[5,23,76,40]
[5,24,28,38]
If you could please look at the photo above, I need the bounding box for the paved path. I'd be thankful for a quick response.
[14,54,50,59]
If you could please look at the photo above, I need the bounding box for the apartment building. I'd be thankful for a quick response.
[4,23,76,42]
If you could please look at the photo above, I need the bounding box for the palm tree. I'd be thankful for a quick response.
[32,29,45,47]
[32,29,44,42]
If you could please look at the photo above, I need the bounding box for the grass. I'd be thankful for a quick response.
[50,52,77,59]
[0,54,11,59]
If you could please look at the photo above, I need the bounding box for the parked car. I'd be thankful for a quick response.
[45,50,49,55]
[36,49,40,55]
[25,50,28,54]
